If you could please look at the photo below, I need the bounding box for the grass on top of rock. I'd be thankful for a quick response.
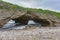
[0,0,60,19]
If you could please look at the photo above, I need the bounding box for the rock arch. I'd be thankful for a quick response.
[0,11,55,28]
[12,11,54,26]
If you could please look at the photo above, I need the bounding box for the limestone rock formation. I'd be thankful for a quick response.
[12,11,55,26]
[0,9,25,27]
[0,1,56,27]
[0,17,11,28]
[0,1,25,27]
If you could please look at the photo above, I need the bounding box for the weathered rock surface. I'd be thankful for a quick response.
[12,11,54,26]
[0,1,59,27]
[0,9,25,27]
[0,9,56,27]
[0,1,25,27]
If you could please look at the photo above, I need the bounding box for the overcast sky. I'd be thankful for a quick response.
[3,0,60,12]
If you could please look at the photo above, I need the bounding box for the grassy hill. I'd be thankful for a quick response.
[0,0,60,19]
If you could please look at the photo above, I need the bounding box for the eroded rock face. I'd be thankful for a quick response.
[12,13,32,25]
[12,11,54,26]
[0,9,15,28]
[0,1,25,27]
[0,10,55,27]
[0,9,24,28]
[0,17,11,28]
[0,1,55,27]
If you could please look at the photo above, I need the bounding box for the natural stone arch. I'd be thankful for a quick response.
[12,11,55,26]
[0,10,55,28]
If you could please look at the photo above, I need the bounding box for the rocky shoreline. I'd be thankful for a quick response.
[0,25,60,40]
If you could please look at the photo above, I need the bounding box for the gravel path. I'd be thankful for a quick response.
[0,26,60,40]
